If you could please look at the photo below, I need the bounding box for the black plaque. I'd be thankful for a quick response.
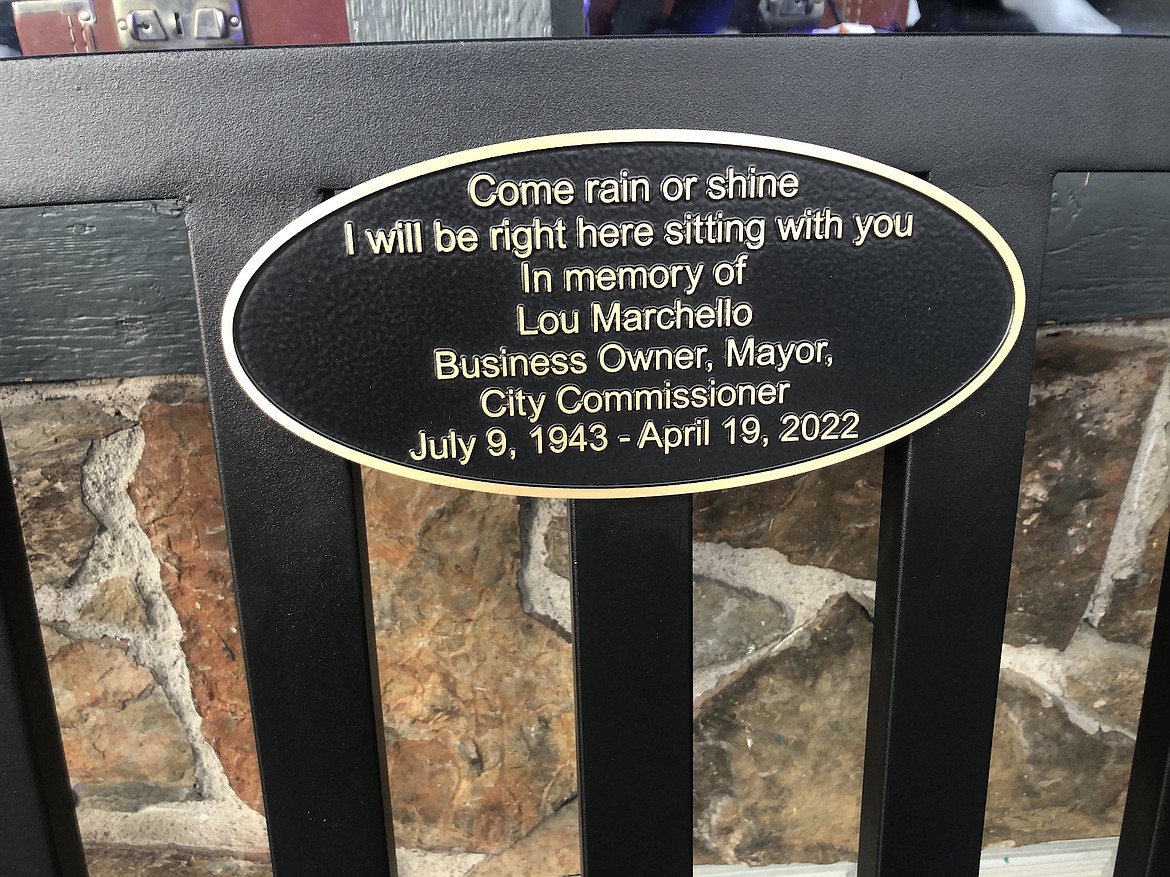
[224,131,1024,497]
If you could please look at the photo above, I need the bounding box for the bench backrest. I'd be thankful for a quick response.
[3,35,1170,877]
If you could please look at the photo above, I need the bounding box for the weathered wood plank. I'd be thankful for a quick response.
[344,0,550,42]
[0,200,203,383]
[1041,172,1170,323]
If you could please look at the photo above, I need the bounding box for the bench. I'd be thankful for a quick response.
[2,35,1170,877]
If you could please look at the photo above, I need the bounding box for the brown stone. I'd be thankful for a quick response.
[692,594,1138,864]
[693,839,725,866]
[985,679,1133,846]
[693,453,883,582]
[1007,333,1168,649]
[1099,502,1170,647]
[41,624,72,658]
[692,596,870,866]
[468,800,581,877]
[363,471,576,854]
[2,397,132,590]
[85,847,270,877]
[1062,643,1150,734]
[129,396,260,812]
[685,333,1168,654]
[48,637,196,807]
[82,575,148,628]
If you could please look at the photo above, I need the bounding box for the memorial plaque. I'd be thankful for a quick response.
[223,130,1024,497]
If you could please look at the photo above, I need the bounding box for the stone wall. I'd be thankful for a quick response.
[2,321,1169,875]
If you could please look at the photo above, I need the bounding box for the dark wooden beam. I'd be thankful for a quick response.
[0,199,202,384]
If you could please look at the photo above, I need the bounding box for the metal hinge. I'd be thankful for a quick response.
[110,0,245,49]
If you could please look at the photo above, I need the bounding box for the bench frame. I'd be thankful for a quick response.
[3,35,1170,876]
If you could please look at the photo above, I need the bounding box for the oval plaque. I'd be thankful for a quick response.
[224,131,1024,498]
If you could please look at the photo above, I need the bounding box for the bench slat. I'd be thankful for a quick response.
[859,354,1037,874]
[188,198,400,875]
[571,497,693,875]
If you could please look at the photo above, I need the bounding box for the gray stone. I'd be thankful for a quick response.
[541,507,570,582]
[78,781,197,812]
[693,593,1136,866]
[693,452,883,583]
[693,575,790,671]
[1099,502,1170,647]
[693,596,871,866]
[1060,634,1151,734]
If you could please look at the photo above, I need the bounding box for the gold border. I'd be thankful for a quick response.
[222,129,1027,499]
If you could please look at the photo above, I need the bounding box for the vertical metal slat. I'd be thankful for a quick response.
[859,400,1026,875]
[855,175,1046,877]
[188,199,398,876]
[570,496,692,876]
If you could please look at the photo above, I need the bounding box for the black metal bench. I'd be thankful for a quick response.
[3,35,1170,877]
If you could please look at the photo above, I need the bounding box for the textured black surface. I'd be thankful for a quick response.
[233,140,1017,492]
[0,424,88,877]
[571,497,692,874]
[2,35,1170,877]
